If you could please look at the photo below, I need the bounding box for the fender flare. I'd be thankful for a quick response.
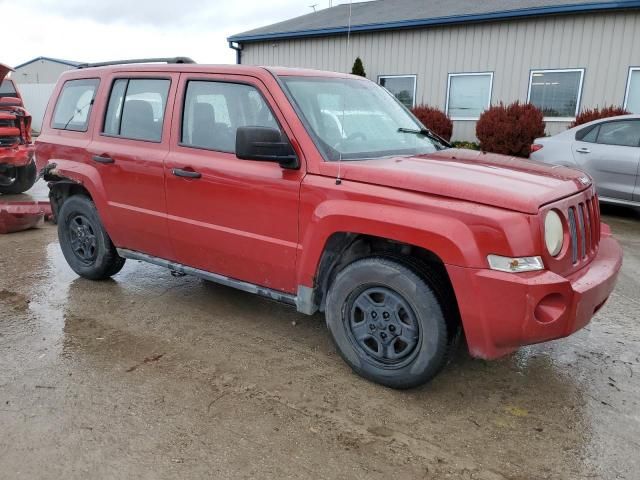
[296,199,484,288]
[43,160,114,228]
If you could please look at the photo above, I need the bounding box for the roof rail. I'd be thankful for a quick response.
[77,57,196,69]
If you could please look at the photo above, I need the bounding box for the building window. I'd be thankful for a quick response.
[378,75,416,108]
[446,72,493,120]
[528,69,584,120]
[624,67,640,114]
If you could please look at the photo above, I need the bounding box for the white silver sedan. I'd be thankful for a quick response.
[530,114,640,208]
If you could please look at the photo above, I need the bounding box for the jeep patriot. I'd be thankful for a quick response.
[35,59,623,389]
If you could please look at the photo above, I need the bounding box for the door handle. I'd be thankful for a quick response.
[172,168,202,179]
[576,147,591,154]
[92,154,115,164]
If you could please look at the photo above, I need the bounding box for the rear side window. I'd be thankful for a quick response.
[576,124,599,143]
[103,78,170,142]
[52,79,100,131]
[181,80,279,153]
[596,120,640,147]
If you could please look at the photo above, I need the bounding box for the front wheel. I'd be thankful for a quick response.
[0,160,37,194]
[325,257,449,389]
[58,195,125,280]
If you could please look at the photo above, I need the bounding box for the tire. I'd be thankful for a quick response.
[325,257,449,389]
[0,160,37,194]
[57,195,125,280]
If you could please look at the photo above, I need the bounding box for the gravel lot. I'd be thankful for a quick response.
[1,182,639,479]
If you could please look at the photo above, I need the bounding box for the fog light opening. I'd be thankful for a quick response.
[534,293,567,324]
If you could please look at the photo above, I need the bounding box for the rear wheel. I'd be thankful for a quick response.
[325,257,449,389]
[0,160,37,194]
[58,195,125,280]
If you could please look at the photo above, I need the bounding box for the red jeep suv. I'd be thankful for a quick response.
[1,63,36,194]
[36,59,622,388]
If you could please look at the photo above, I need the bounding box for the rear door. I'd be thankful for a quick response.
[87,73,178,259]
[572,119,640,200]
[164,73,304,293]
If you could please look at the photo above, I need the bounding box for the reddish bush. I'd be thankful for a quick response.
[410,105,453,141]
[476,102,545,158]
[569,105,629,128]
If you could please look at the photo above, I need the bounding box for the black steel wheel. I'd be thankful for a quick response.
[58,195,125,280]
[68,214,98,264]
[325,257,449,389]
[346,286,421,367]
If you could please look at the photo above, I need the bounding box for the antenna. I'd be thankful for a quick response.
[309,4,318,12]
[336,0,352,186]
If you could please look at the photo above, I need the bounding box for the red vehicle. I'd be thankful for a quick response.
[36,59,622,388]
[0,63,36,194]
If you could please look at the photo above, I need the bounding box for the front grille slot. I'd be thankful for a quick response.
[568,207,578,264]
[577,203,587,259]
[565,192,600,266]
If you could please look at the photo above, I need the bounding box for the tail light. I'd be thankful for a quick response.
[530,144,543,153]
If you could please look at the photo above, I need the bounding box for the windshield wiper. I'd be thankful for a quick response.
[397,127,450,149]
[63,99,94,130]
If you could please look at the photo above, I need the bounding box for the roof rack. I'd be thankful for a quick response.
[77,57,196,69]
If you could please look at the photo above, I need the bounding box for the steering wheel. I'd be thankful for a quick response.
[334,131,368,149]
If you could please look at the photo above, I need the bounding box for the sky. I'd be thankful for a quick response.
[1,0,348,67]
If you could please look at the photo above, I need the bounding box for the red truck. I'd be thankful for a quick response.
[0,63,36,194]
[36,59,622,388]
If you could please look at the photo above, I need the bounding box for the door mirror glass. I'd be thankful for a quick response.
[236,126,299,169]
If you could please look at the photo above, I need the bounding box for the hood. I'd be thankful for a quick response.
[0,63,13,83]
[319,149,591,214]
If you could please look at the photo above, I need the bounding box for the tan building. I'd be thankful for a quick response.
[229,0,640,141]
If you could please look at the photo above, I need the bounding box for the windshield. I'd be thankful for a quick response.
[281,76,446,161]
[0,80,18,97]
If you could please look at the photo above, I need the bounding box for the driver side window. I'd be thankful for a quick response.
[181,80,279,153]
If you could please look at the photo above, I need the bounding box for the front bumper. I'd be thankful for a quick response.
[446,231,622,359]
[0,144,34,168]
[0,200,52,234]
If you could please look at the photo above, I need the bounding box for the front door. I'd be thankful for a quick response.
[572,119,640,201]
[164,74,304,293]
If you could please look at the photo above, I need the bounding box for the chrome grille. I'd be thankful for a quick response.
[567,193,600,265]
[568,208,578,264]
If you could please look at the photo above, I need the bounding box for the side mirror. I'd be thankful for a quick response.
[236,126,299,169]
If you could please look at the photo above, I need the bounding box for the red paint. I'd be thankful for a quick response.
[0,200,52,234]
[35,65,623,359]
[0,64,34,170]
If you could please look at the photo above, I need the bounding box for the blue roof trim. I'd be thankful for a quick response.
[14,56,82,70]
[228,1,640,42]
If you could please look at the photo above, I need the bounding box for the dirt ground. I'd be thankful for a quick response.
[1,182,639,480]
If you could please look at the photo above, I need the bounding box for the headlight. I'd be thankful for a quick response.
[487,255,544,273]
[545,210,564,256]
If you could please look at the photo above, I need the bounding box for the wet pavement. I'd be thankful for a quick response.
[1,182,639,479]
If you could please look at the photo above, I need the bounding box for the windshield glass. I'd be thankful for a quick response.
[281,76,446,161]
[0,80,18,97]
